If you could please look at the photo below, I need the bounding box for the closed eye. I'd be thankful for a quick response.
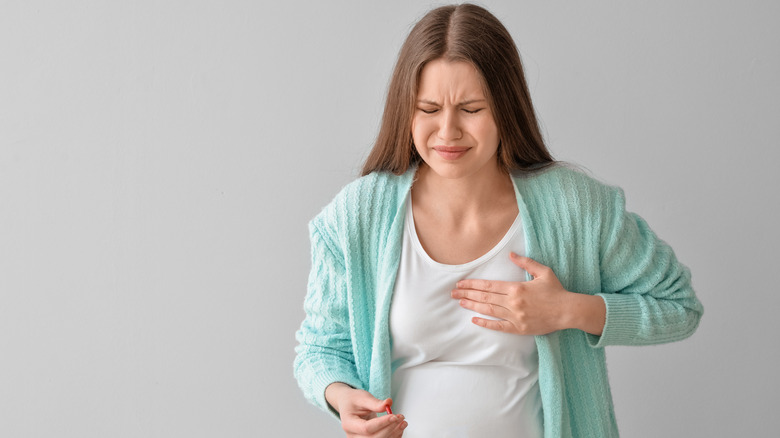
[418,108,438,114]
[462,108,483,114]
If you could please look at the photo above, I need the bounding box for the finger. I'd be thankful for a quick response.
[451,287,506,305]
[361,413,402,435]
[472,316,514,332]
[509,253,550,279]
[385,417,407,438]
[455,278,511,294]
[458,298,511,319]
[390,419,408,438]
[342,414,387,435]
[353,392,391,414]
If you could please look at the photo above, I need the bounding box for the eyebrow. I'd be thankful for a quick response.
[417,99,487,106]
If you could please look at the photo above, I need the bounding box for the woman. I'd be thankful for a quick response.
[294,4,703,437]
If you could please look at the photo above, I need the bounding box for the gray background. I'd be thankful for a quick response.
[1,0,778,437]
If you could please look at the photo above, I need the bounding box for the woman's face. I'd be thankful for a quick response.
[412,59,500,180]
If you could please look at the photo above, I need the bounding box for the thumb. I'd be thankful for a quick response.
[510,253,548,279]
[355,391,391,412]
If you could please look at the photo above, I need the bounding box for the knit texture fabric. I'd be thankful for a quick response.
[294,164,703,438]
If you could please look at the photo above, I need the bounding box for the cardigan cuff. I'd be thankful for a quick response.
[310,368,364,418]
[586,293,642,348]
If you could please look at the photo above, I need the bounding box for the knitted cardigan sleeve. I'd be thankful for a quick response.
[293,218,362,416]
[587,185,704,348]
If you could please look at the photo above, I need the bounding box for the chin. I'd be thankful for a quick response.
[420,161,477,180]
[421,154,499,181]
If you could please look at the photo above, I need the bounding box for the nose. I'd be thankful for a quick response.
[437,108,462,141]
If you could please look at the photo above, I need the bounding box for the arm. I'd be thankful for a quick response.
[294,221,363,415]
[451,185,702,343]
[587,187,704,348]
[295,220,408,436]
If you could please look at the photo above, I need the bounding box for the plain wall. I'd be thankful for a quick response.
[1,0,778,436]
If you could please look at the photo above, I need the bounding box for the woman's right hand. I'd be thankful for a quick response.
[325,383,408,437]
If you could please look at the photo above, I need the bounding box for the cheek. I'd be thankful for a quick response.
[411,117,432,146]
[474,118,500,145]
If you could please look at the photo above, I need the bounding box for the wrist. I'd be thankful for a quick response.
[562,292,606,336]
[325,382,353,413]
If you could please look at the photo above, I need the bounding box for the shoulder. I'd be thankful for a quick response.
[512,162,625,218]
[309,169,415,239]
[513,162,614,192]
[333,170,409,205]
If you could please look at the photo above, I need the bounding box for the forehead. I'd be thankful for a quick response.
[417,59,486,100]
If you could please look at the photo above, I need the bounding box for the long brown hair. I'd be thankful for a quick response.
[361,3,554,176]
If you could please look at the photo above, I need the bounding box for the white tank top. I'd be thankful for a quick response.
[390,195,543,438]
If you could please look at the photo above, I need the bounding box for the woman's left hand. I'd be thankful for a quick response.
[451,253,603,335]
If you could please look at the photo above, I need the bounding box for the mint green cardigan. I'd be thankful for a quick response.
[294,164,703,437]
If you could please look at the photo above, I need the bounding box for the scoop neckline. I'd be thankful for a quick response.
[405,195,521,271]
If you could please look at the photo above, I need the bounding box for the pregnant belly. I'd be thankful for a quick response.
[391,363,543,438]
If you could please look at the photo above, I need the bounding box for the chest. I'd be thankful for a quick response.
[411,201,520,265]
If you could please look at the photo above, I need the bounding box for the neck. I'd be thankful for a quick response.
[411,161,516,221]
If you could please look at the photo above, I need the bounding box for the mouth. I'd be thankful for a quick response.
[432,146,470,160]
